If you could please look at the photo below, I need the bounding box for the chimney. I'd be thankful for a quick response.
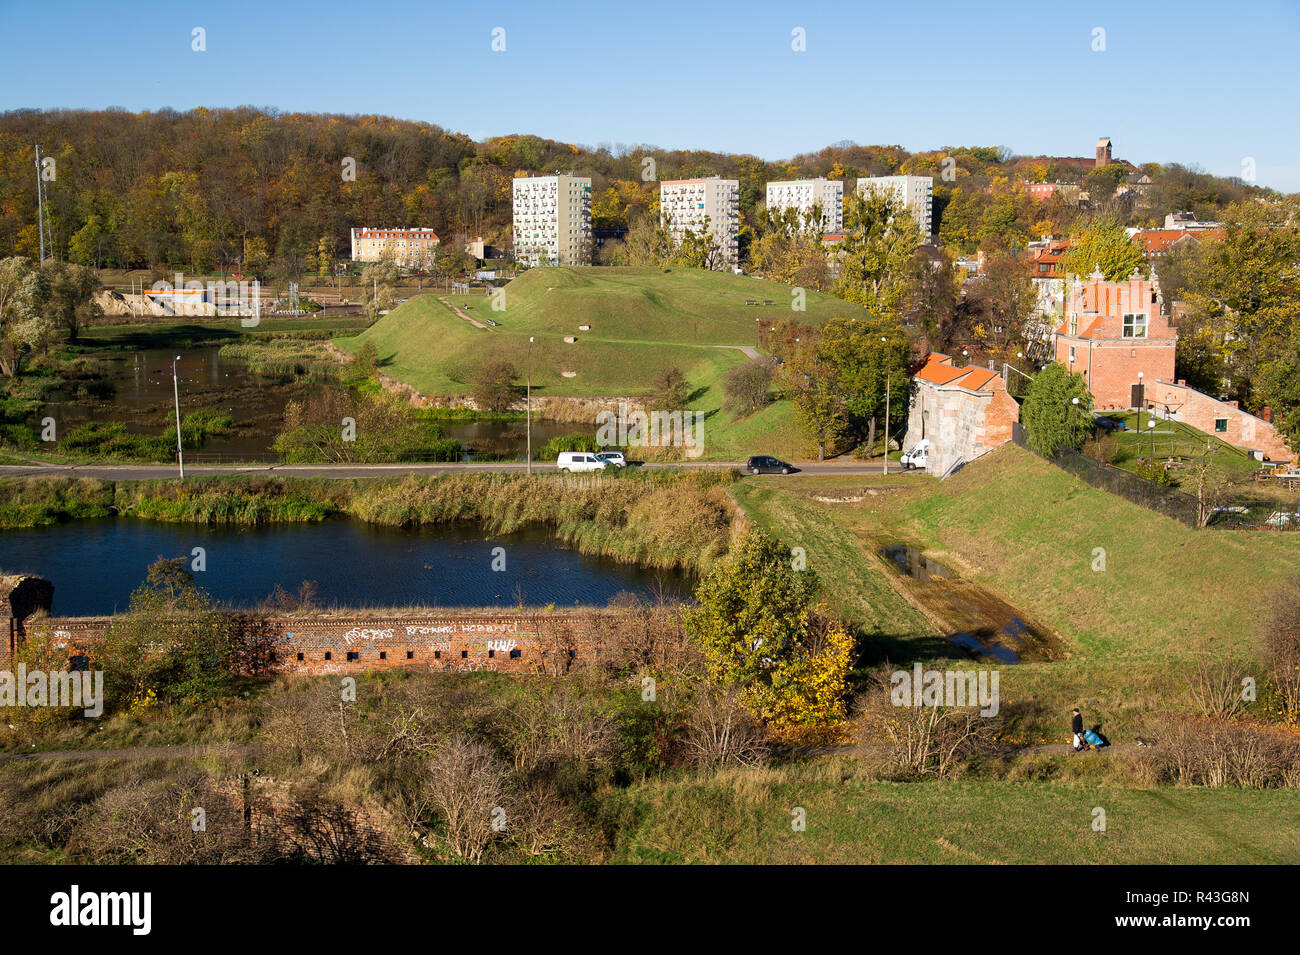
[1177,379,1186,387]
[1263,407,1273,423]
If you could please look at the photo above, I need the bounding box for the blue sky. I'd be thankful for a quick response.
[3,0,1298,191]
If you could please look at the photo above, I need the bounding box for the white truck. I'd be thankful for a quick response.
[899,439,931,470]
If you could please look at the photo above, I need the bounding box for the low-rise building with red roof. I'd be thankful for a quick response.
[905,353,1021,477]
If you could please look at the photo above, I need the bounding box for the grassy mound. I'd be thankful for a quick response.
[340,266,854,399]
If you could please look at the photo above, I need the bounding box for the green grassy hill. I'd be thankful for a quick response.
[340,267,855,400]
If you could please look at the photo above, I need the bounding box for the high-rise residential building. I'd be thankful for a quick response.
[765,178,844,232]
[511,174,592,267]
[350,227,440,267]
[856,175,933,238]
[659,177,740,271]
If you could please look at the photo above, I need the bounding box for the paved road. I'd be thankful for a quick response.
[0,460,908,480]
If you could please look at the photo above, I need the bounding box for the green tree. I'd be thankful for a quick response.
[651,365,691,412]
[68,214,105,267]
[1020,362,1093,456]
[99,558,235,708]
[832,190,922,316]
[815,315,910,452]
[781,347,847,460]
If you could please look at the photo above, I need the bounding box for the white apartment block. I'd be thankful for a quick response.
[659,177,741,271]
[512,174,593,267]
[765,178,844,232]
[856,175,933,238]
[350,227,440,267]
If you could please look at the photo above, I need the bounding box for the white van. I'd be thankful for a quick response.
[556,452,607,473]
[899,439,931,470]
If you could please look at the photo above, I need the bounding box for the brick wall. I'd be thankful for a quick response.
[1145,379,1295,463]
[13,610,637,675]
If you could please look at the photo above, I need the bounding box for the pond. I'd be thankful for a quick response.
[0,518,693,616]
[40,346,592,460]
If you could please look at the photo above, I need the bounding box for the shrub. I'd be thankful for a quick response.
[722,359,774,418]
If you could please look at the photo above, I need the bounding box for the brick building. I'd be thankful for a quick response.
[1142,379,1294,463]
[1053,271,1177,410]
[905,353,1021,477]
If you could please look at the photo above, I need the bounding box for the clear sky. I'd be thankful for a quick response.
[2,0,1298,191]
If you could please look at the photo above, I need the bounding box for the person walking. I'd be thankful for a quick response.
[1071,708,1084,752]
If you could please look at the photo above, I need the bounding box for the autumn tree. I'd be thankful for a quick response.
[0,256,54,377]
[471,359,519,412]
[41,259,101,342]
[685,529,853,732]
[1058,217,1145,282]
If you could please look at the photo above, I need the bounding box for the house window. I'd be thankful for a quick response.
[1123,313,1148,338]
[379,651,387,660]
[1215,418,1229,433]
[324,652,332,661]
[408,651,416,660]
[346,651,359,662]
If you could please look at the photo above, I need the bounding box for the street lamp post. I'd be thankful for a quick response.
[882,336,890,475]
[172,355,184,481]
[1149,416,1157,464]
[526,337,534,474]
[1137,371,1145,431]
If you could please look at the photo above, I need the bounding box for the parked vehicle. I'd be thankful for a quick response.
[746,455,794,475]
[595,451,627,468]
[900,439,931,470]
[556,452,607,473]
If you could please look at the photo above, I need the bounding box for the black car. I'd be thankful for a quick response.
[746,455,794,475]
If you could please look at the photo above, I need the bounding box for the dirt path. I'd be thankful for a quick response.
[0,743,254,763]
[437,296,489,329]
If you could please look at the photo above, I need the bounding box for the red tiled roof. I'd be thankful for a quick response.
[913,353,1003,392]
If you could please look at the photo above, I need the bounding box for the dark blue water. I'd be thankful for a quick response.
[0,518,691,616]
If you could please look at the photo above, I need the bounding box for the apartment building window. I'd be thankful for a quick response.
[1123,313,1148,338]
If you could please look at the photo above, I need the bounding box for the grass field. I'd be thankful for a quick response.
[737,445,1300,663]
[613,768,1300,864]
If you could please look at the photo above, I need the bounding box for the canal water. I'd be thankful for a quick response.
[0,519,692,616]
[881,544,1061,662]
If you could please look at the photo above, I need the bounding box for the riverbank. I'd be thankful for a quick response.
[0,469,741,575]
